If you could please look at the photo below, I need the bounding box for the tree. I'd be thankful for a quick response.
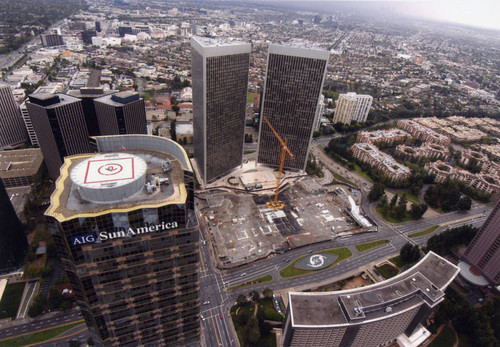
[368,183,385,202]
[400,243,420,264]
[237,294,247,306]
[410,203,427,219]
[245,316,261,344]
[390,194,398,207]
[249,290,260,302]
[86,337,94,346]
[458,196,472,210]
[262,288,273,298]
[169,119,177,141]
[48,287,64,310]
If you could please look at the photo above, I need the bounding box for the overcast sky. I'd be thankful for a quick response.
[260,1,500,31]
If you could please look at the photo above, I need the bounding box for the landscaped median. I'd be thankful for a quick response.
[228,275,273,290]
[409,225,440,238]
[0,320,85,347]
[279,247,352,278]
[354,239,390,253]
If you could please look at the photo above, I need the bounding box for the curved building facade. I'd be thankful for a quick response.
[46,135,199,346]
[282,252,459,347]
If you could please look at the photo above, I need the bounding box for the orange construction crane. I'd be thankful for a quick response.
[262,116,294,209]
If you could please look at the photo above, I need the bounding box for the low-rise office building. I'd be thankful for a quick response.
[0,148,44,188]
[283,252,459,347]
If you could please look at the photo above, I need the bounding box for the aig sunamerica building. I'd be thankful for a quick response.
[45,135,200,346]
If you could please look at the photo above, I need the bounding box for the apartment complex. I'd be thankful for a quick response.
[0,84,28,150]
[26,93,91,179]
[464,200,500,285]
[282,252,459,347]
[395,143,450,162]
[258,44,329,171]
[352,143,411,182]
[397,119,451,145]
[191,36,250,184]
[45,135,199,346]
[333,92,373,125]
[357,129,410,146]
[425,161,500,193]
[459,148,500,176]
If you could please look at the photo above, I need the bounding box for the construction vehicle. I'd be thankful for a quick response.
[262,116,294,209]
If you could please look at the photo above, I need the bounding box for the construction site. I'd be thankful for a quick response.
[196,168,376,268]
[195,116,376,268]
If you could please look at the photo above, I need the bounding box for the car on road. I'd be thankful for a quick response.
[220,313,223,319]
[200,314,205,321]
[240,272,246,277]
[285,259,291,263]
[203,301,210,305]
[307,250,312,254]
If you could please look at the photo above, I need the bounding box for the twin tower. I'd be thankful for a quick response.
[191,37,329,184]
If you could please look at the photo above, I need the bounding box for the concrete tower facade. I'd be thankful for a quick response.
[333,92,373,125]
[26,93,91,179]
[191,36,250,184]
[257,44,329,171]
[464,200,500,285]
[0,84,28,150]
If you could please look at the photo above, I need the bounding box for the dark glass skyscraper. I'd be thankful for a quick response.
[0,84,28,150]
[0,179,27,272]
[26,93,91,179]
[46,135,200,346]
[191,36,250,184]
[94,91,147,135]
[257,44,329,171]
[464,200,500,285]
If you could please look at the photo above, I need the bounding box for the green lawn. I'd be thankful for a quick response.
[352,164,372,182]
[375,205,412,223]
[428,324,457,347]
[0,281,25,320]
[389,255,405,268]
[279,247,352,278]
[355,239,389,253]
[0,321,85,346]
[409,225,440,238]
[247,93,255,104]
[228,275,273,290]
[386,190,420,204]
[375,264,399,279]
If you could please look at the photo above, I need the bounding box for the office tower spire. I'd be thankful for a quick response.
[191,36,251,184]
[257,44,329,171]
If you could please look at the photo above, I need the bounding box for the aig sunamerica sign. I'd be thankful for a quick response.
[69,221,178,246]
